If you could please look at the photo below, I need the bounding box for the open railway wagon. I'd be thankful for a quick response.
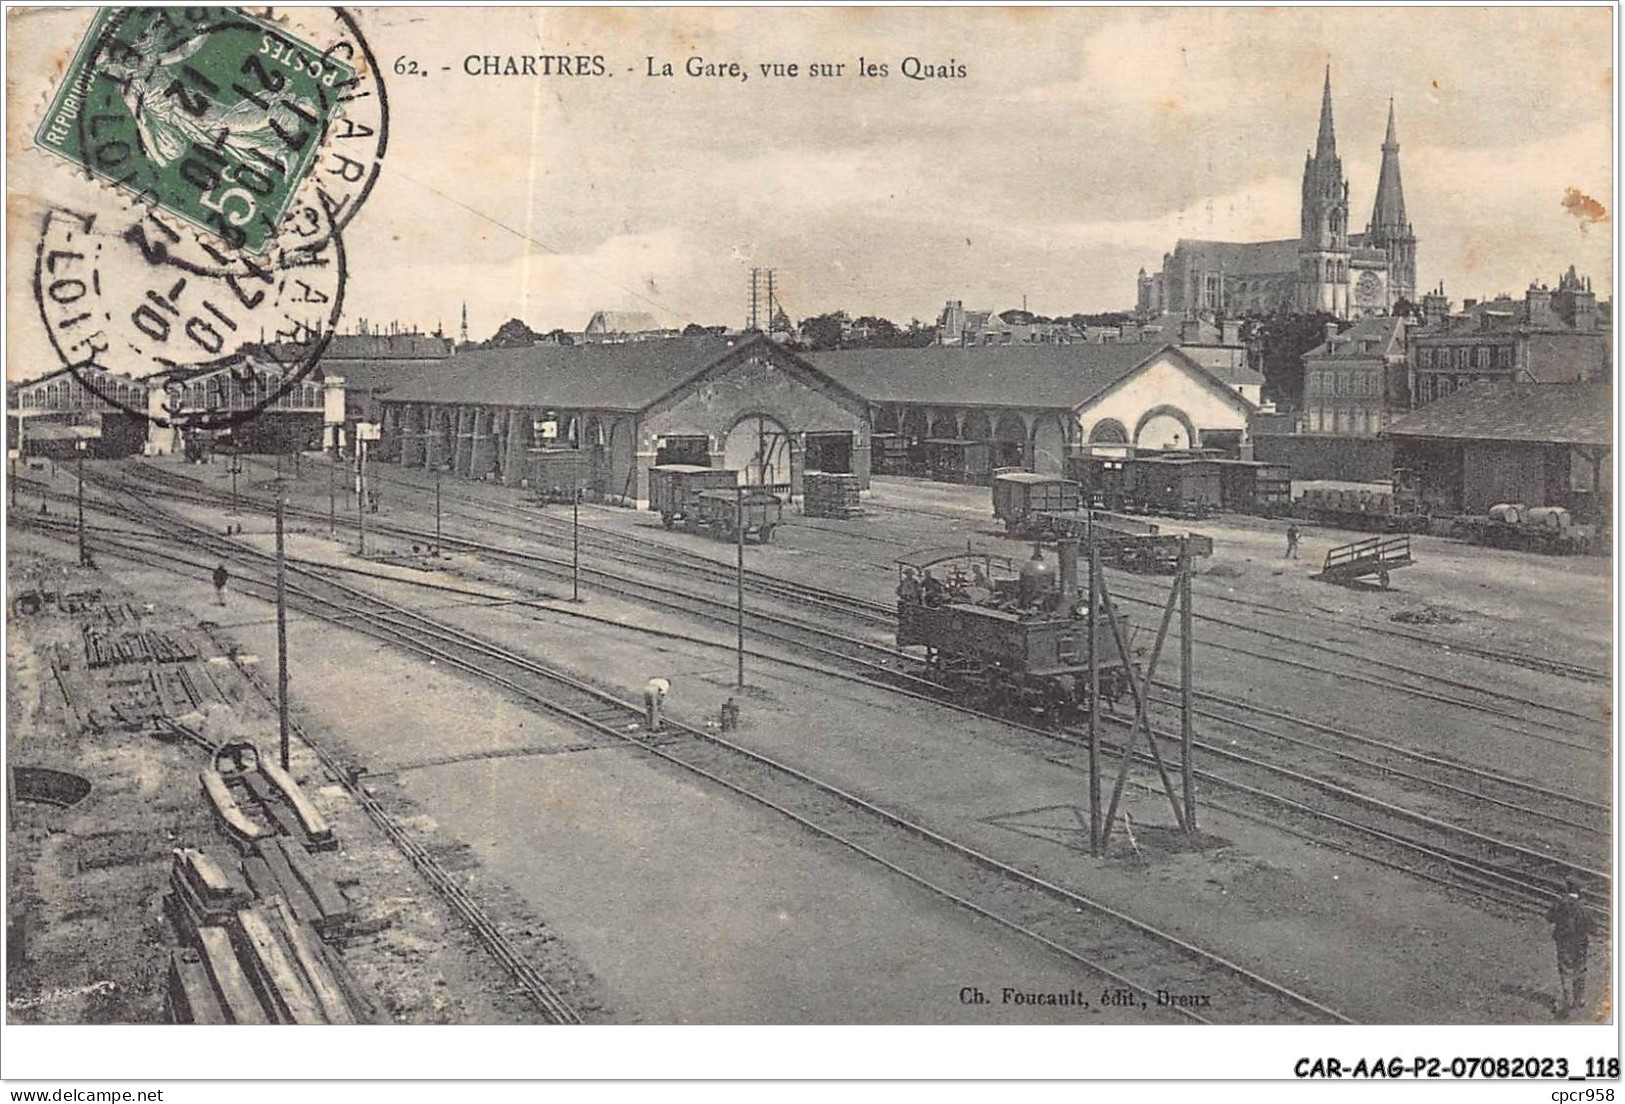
[526,448,591,505]
[1313,533,1413,589]
[1295,468,1428,532]
[894,543,1135,725]
[648,464,742,528]
[688,488,783,543]
[1449,503,1590,554]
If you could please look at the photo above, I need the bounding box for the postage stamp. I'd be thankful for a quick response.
[35,7,357,255]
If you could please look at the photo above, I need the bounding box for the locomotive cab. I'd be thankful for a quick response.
[894,544,1136,725]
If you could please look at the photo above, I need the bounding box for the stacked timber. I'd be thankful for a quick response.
[243,837,354,943]
[166,847,254,943]
[803,472,863,519]
[165,846,379,1024]
[165,949,229,1024]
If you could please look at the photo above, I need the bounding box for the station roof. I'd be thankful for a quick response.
[1385,381,1610,447]
[807,343,1186,411]
[378,336,741,411]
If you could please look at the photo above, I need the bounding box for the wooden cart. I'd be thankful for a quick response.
[1313,534,1413,589]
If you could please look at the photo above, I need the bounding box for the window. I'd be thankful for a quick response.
[1475,346,1489,369]
[1498,345,1513,368]
[1456,347,1469,370]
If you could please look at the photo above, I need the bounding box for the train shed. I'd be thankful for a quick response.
[375,334,872,505]
[809,342,1259,478]
[1385,380,1611,521]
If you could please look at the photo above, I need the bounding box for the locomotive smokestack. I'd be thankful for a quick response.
[1058,538,1079,613]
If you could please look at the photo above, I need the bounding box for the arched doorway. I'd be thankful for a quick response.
[1133,405,1197,452]
[1030,413,1068,475]
[993,411,1029,469]
[724,413,793,489]
[961,410,993,442]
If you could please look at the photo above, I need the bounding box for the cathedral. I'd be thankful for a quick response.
[1136,69,1417,321]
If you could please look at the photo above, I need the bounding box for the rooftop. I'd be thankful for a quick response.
[379,335,741,410]
[1305,315,1407,361]
[808,343,1180,410]
[1385,381,1610,447]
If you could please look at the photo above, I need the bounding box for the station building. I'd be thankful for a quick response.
[808,342,1261,478]
[373,334,872,505]
[1385,381,1610,520]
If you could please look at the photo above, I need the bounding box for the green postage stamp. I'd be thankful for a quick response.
[34,7,354,254]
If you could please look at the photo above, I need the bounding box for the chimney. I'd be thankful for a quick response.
[1220,318,1242,344]
[1463,298,1478,310]
[1323,321,1339,344]
[1058,538,1079,615]
[1526,282,1554,328]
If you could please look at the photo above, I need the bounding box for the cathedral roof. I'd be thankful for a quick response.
[1171,238,1299,276]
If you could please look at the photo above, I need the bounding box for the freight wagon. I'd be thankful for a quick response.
[648,464,741,528]
[689,488,783,544]
[526,448,590,504]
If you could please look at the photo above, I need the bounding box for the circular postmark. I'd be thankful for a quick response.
[47,6,388,261]
[33,198,347,432]
[28,6,386,434]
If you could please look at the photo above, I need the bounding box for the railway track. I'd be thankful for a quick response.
[17,506,1354,1024]
[28,474,1613,923]
[65,468,1613,892]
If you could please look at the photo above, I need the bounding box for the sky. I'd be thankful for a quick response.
[5,5,1615,370]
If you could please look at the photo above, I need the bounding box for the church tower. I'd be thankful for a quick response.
[1365,99,1417,308]
[1299,67,1351,316]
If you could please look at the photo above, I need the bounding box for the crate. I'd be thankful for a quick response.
[804,471,863,519]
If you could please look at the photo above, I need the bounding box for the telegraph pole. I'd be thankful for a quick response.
[328,452,337,538]
[356,439,367,556]
[572,487,581,601]
[229,447,240,517]
[1087,543,1101,856]
[1180,536,1196,832]
[76,443,87,566]
[735,484,745,687]
[434,471,443,557]
[275,486,290,771]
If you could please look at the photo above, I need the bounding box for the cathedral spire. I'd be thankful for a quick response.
[1315,65,1337,157]
[1369,97,1408,232]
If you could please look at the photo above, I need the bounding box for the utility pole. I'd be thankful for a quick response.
[328,452,336,538]
[434,471,443,557]
[229,447,240,517]
[1180,536,1196,832]
[275,487,290,771]
[735,484,745,687]
[572,487,581,601]
[356,439,367,556]
[76,443,87,566]
[1087,543,1101,856]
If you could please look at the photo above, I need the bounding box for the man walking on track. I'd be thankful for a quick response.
[1285,523,1301,559]
[644,676,670,733]
[1547,877,1596,1018]
[212,562,230,607]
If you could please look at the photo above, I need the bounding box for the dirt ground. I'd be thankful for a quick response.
[5,536,608,1024]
